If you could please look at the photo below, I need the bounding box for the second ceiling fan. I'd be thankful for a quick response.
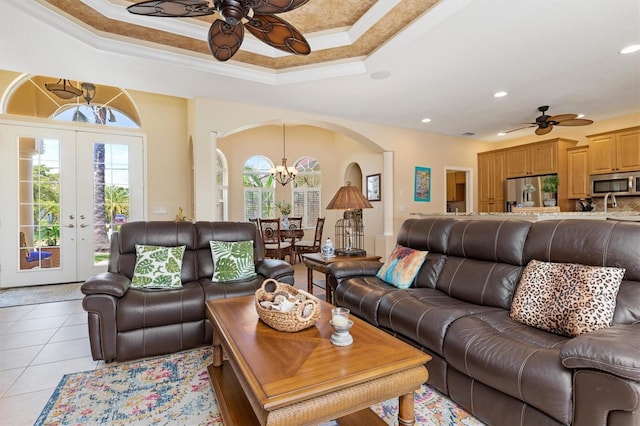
[127,0,311,61]
[507,105,593,136]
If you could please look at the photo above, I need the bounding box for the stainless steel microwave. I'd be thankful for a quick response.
[590,171,640,197]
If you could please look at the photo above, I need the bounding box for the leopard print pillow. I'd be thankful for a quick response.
[510,259,625,337]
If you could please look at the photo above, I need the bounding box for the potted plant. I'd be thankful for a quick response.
[542,176,559,207]
[522,183,535,207]
[275,200,292,228]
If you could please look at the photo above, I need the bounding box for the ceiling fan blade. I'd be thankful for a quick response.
[208,19,245,61]
[535,125,553,135]
[127,0,214,17]
[252,0,310,14]
[556,118,594,126]
[246,15,311,55]
[549,113,577,123]
[505,125,536,133]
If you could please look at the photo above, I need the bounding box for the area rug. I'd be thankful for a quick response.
[0,282,83,308]
[36,347,484,426]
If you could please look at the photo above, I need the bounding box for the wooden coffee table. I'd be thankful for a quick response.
[205,295,430,425]
[302,252,382,302]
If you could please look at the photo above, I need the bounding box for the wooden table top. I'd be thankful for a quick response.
[205,295,430,411]
[302,252,382,267]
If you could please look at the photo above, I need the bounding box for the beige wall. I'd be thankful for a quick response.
[127,90,189,221]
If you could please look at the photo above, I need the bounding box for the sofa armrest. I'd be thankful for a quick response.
[560,324,640,381]
[81,272,131,298]
[257,259,294,283]
[327,260,383,281]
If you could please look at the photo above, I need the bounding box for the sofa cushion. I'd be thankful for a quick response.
[131,244,185,289]
[510,259,624,337]
[443,310,573,425]
[376,288,502,356]
[210,240,256,282]
[376,245,428,289]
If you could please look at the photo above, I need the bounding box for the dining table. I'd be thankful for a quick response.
[279,227,304,264]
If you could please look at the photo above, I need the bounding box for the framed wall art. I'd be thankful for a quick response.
[366,173,381,201]
[414,167,431,202]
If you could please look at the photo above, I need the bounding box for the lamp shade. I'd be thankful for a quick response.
[326,182,373,210]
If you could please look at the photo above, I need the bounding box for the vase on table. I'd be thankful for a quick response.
[282,214,290,230]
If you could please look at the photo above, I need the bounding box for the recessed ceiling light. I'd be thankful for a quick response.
[494,91,508,98]
[370,70,391,80]
[497,132,507,136]
[620,44,640,54]
[577,114,585,118]
[421,118,431,123]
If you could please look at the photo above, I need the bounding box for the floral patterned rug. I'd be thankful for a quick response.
[36,347,483,425]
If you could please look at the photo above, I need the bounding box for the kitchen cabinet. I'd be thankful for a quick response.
[567,146,589,199]
[478,151,505,212]
[446,172,466,201]
[588,126,640,175]
[506,142,556,177]
[505,139,569,178]
[479,138,577,212]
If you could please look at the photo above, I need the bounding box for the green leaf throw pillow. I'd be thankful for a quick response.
[210,240,256,282]
[131,244,186,289]
[376,244,428,289]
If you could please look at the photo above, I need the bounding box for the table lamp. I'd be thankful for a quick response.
[326,181,373,256]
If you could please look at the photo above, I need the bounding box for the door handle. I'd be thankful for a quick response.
[64,224,75,228]
[80,224,89,228]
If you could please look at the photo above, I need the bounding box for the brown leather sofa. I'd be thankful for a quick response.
[81,221,294,362]
[327,218,640,426]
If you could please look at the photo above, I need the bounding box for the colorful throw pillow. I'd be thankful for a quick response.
[376,245,428,289]
[131,245,185,289]
[510,259,625,337]
[210,240,256,282]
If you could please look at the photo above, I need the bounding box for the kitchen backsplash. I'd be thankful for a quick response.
[587,196,640,213]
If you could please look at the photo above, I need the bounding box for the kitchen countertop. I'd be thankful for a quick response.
[410,211,640,222]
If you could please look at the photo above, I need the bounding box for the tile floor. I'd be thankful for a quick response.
[0,262,316,425]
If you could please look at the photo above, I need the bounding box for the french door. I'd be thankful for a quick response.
[0,122,144,287]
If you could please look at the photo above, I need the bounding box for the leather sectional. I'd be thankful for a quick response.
[81,221,293,362]
[326,217,640,426]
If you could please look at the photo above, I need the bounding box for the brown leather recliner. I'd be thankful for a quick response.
[81,221,294,362]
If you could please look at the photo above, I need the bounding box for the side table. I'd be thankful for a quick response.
[302,252,382,302]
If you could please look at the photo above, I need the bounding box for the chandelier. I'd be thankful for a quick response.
[270,124,298,186]
[44,79,82,99]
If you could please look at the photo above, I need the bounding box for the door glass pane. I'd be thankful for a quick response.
[18,137,61,270]
[93,143,130,266]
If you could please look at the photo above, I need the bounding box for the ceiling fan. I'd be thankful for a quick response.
[127,0,311,61]
[506,105,594,136]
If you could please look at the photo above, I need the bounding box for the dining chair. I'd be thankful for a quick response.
[295,217,325,262]
[258,218,293,263]
[287,216,303,231]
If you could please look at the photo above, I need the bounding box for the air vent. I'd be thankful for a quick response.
[461,132,475,136]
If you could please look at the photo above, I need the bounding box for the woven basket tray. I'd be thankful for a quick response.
[255,278,320,332]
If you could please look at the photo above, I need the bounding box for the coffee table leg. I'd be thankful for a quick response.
[398,392,416,426]
[212,328,224,367]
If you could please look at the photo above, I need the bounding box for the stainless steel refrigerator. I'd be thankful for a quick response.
[504,174,557,211]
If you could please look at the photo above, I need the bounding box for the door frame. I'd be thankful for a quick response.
[443,166,474,213]
[0,118,147,288]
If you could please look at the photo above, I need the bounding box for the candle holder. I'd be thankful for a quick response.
[330,308,353,346]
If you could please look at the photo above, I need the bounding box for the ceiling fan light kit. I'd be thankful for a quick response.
[506,105,594,135]
[127,0,312,61]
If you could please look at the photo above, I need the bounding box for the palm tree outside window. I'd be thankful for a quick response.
[243,155,276,221]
